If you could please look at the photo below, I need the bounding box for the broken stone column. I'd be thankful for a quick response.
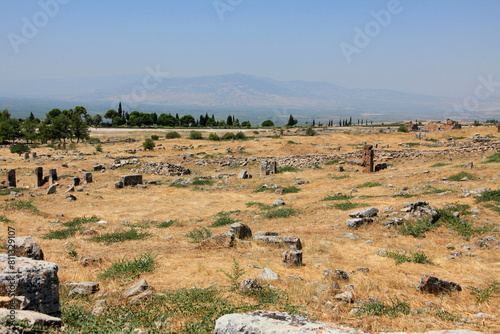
[0,254,60,317]
[83,172,92,184]
[35,167,44,187]
[32,152,37,159]
[8,169,16,188]
[417,274,461,294]
[362,145,374,173]
[72,176,80,186]
[120,174,143,186]
[260,161,268,175]
[24,152,30,160]
[49,169,58,185]
[269,161,277,174]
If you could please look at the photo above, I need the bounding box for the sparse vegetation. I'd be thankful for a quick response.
[468,281,500,304]
[325,159,340,165]
[158,220,176,228]
[430,162,451,167]
[448,171,475,181]
[331,201,368,211]
[43,216,99,240]
[481,152,500,164]
[189,131,203,140]
[0,215,13,224]
[357,181,382,188]
[437,204,488,239]
[210,211,237,227]
[332,174,350,180]
[9,199,39,214]
[354,297,410,318]
[143,138,155,150]
[383,250,434,265]
[89,229,151,244]
[321,194,352,201]
[396,218,437,238]
[100,251,158,281]
[185,227,212,243]
[208,133,220,141]
[277,166,299,173]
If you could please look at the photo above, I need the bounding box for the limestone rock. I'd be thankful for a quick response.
[273,198,285,206]
[0,255,59,317]
[46,184,57,195]
[13,236,44,260]
[0,309,62,328]
[323,269,349,281]
[214,310,368,334]
[81,256,102,267]
[348,207,379,218]
[68,282,100,296]
[258,268,280,281]
[240,278,262,293]
[123,279,150,299]
[128,290,152,305]
[283,249,303,268]
[237,169,252,179]
[200,232,235,248]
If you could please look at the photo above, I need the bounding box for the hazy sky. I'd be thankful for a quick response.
[1,0,499,97]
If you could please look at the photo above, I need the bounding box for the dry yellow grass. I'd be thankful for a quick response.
[1,125,499,332]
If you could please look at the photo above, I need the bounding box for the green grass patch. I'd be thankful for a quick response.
[185,227,212,243]
[448,171,475,181]
[392,193,418,198]
[321,194,352,201]
[331,201,368,211]
[430,162,452,168]
[325,159,340,165]
[396,219,438,238]
[100,252,158,281]
[404,142,421,147]
[0,215,13,224]
[384,251,434,265]
[277,166,299,173]
[9,199,39,214]
[210,211,237,227]
[287,140,297,144]
[158,220,176,228]
[475,189,500,203]
[423,187,453,194]
[263,207,297,219]
[357,181,382,188]
[354,297,410,318]
[192,177,214,186]
[170,183,188,188]
[0,188,24,196]
[437,204,489,239]
[331,174,350,180]
[89,229,151,244]
[481,152,500,164]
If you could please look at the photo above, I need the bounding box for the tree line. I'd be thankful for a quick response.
[0,107,90,144]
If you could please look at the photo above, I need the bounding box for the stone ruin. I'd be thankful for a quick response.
[138,162,191,176]
[260,160,277,175]
[7,169,16,188]
[424,119,461,132]
[119,174,143,187]
[0,254,60,317]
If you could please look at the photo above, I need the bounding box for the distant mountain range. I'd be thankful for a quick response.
[1,73,499,123]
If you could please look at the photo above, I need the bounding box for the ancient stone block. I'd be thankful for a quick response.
[120,174,143,186]
[83,172,92,184]
[49,169,57,185]
[362,145,374,173]
[200,232,235,248]
[123,279,150,298]
[349,207,379,218]
[229,222,252,239]
[237,169,252,179]
[0,254,60,317]
[283,249,303,267]
[46,184,57,195]
[68,282,100,296]
[93,164,105,171]
[72,176,80,186]
[417,274,461,294]
[24,152,30,160]
[35,167,44,187]
[8,169,16,188]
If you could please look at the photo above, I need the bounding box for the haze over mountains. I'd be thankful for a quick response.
[1,73,499,124]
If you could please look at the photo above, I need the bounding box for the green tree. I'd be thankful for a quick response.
[158,113,178,127]
[180,115,195,127]
[112,116,126,127]
[287,114,298,127]
[226,115,233,126]
[241,121,251,127]
[398,124,409,133]
[306,127,316,136]
[21,119,37,143]
[104,109,119,121]
[92,114,102,127]
[69,106,89,142]
[208,133,220,141]
[261,120,274,127]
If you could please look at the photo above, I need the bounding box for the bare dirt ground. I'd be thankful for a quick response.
[1,125,499,333]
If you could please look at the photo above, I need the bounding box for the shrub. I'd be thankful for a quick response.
[189,131,203,140]
[261,120,274,127]
[10,143,30,156]
[305,127,316,136]
[331,201,368,211]
[210,212,237,227]
[357,182,382,188]
[143,138,155,150]
[481,153,500,164]
[208,133,220,141]
[235,132,246,140]
[396,219,436,238]
[166,131,181,139]
[185,227,212,243]
[448,171,475,181]
[222,132,235,140]
[95,144,102,152]
[151,135,159,140]
[87,137,100,143]
[354,297,410,318]
[398,125,409,133]
[468,281,500,304]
